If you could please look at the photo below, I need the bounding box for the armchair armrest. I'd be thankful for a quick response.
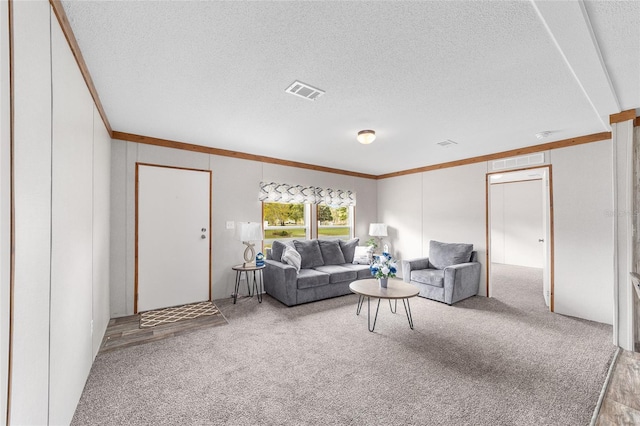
[401,257,430,283]
[443,262,481,304]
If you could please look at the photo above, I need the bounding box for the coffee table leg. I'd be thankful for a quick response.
[368,297,381,332]
[356,295,364,315]
[402,298,414,330]
[388,299,397,313]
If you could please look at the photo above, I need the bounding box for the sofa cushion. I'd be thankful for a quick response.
[318,240,346,265]
[271,240,294,263]
[428,240,473,270]
[339,238,359,263]
[338,263,372,279]
[296,268,330,289]
[294,240,325,269]
[281,246,301,273]
[411,269,445,288]
[352,246,373,264]
[313,265,357,284]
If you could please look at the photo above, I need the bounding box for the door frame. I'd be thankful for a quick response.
[134,162,212,313]
[485,164,555,311]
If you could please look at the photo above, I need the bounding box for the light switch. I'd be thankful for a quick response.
[226,221,235,230]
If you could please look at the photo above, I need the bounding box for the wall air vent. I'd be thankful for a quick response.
[436,139,458,147]
[285,80,325,101]
[491,153,545,171]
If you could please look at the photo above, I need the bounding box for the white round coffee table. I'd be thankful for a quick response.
[349,278,419,332]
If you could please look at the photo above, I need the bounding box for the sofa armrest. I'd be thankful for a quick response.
[443,262,481,304]
[263,259,298,306]
[401,257,430,283]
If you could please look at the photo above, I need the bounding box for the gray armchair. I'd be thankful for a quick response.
[402,240,481,305]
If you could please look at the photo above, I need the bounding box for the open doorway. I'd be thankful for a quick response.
[486,166,554,312]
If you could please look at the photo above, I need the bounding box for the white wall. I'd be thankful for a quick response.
[9,2,111,424]
[0,1,11,422]
[378,163,488,295]
[11,2,52,423]
[490,180,544,268]
[377,141,615,324]
[109,142,378,316]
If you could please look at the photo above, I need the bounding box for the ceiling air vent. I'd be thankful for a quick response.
[285,80,325,101]
[492,153,545,171]
[436,139,458,147]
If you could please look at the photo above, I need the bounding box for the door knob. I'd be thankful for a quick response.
[201,235,206,239]
[201,228,207,232]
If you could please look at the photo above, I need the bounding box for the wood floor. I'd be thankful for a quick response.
[596,349,640,425]
[99,305,228,354]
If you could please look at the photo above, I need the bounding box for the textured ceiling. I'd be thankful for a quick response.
[61,0,639,176]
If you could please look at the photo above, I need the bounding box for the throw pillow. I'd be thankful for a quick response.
[271,240,294,263]
[428,240,474,270]
[293,239,325,269]
[281,246,302,273]
[318,240,346,265]
[339,238,359,263]
[352,245,373,265]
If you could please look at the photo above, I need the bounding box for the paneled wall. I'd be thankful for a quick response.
[9,2,111,424]
[0,2,11,423]
[109,141,378,317]
[377,140,614,324]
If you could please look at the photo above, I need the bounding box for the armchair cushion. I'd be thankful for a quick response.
[294,239,325,269]
[428,240,473,270]
[411,269,444,287]
[318,240,346,265]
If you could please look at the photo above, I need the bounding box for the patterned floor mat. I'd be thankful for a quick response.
[140,301,221,328]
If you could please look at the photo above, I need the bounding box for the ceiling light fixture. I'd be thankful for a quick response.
[357,130,376,145]
[535,131,552,140]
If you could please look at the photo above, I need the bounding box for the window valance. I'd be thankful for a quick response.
[259,182,356,207]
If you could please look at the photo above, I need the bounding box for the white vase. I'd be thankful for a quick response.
[379,277,388,288]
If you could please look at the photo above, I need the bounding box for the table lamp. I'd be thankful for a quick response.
[369,223,388,252]
[237,222,263,267]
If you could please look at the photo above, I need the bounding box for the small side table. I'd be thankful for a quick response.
[231,264,266,304]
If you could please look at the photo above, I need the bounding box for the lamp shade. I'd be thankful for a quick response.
[237,222,262,242]
[369,223,388,237]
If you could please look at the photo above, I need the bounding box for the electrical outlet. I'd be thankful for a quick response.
[226,221,235,230]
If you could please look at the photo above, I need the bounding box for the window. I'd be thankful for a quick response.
[317,205,354,241]
[262,202,310,250]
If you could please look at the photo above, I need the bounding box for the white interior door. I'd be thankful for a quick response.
[137,164,211,312]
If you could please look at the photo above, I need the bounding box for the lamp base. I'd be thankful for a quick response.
[243,242,256,268]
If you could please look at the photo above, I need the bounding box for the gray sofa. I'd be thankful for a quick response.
[264,238,371,306]
[402,240,481,305]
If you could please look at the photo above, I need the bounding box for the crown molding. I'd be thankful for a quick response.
[376,132,612,180]
[112,132,378,180]
[610,109,636,125]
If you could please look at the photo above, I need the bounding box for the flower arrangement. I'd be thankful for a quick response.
[370,252,398,279]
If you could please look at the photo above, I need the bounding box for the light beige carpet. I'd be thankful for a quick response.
[139,301,220,328]
[74,265,615,425]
